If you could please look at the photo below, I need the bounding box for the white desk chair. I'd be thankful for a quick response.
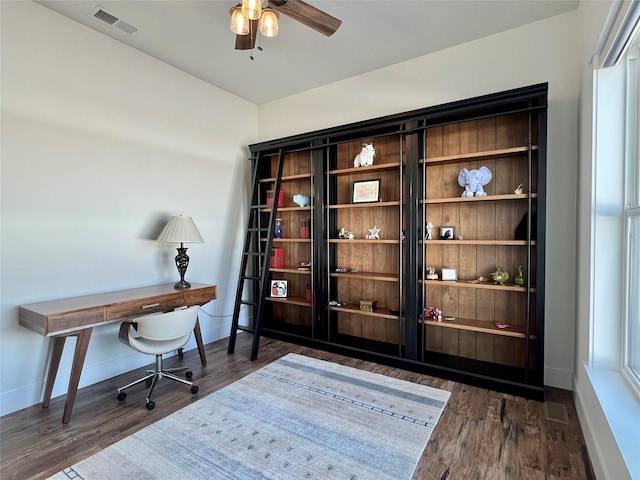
[116,305,200,410]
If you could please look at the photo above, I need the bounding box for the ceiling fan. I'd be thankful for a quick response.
[230,0,342,51]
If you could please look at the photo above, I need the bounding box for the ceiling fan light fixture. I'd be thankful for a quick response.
[232,0,341,53]
[230,5,249,35]
[241,0,262,21]
[259,7,279,38]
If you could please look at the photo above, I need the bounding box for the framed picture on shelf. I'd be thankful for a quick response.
[270,280,288,298]
[352,179,381,203]
[440,226,456,240]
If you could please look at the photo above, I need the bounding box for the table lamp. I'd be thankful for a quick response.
[156,215,204,289]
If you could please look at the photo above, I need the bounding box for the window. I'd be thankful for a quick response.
[593,1,640,397]
[623,41,640,395]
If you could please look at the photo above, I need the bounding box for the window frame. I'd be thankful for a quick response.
[622,42,640,397]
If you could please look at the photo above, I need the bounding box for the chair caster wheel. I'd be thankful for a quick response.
[146,400,155,410]
[186,371,193,379]
[117,392,126,401]
[191,385,199,394]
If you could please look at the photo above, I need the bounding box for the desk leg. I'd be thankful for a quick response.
[193,319,207,365]
[42,336,66,408]
[62,328,93,424]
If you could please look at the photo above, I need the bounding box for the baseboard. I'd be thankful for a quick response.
[544,365,573,390]
[573,377,608,480]
[573,365,636,480]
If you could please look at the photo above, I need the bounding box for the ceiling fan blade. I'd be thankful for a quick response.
[269,0,341,37]
[235,19,259,50]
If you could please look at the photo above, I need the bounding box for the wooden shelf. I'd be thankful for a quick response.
[327,162,402,176]
[270,238,313,243]
[329,303,399,320]
[261,206,313,212]
[422,279,535,292]
[422,145,538,165]
[329,201,401,210]
[420,316,535,339]
[260,173,313,183]
[270,267,312,275]
[266,296,311,307]
[421,239,536,246]
[329,239,401,244]
[330,271,399,282]
[423,193,537,204]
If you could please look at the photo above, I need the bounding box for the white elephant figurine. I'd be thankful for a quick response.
[293,194,311,207]
[458,166,492,197]
[353,143,375,168]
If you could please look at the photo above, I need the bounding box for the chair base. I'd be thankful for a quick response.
[116,354,198,409]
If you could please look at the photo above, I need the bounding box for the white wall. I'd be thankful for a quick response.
[258,11,582,390]
[0,1,257,415]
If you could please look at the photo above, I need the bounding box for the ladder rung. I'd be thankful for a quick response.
[241,275,261,281]
[243,252,266,256]
[239,300,259,307]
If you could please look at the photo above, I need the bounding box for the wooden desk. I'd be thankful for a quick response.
[19,283,217,424]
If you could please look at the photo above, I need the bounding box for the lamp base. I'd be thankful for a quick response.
[173,279,191,290]
[173,246,191,290]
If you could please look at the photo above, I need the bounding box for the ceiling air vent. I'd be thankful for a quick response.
[90,6,139,36]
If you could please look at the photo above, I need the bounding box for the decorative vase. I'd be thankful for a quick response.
[514,265,525,286]
[275,218,283,238]
[492,266,509,285]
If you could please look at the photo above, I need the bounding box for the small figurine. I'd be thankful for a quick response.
[293,194,311,207]
[338,227,353,239]
[425,221,433,240]
[426,267,438,280]
[514,183,524,195]
[492,266,509,285]
[365,225,381,240]
[458,166,492,197]
[353,143,375,168]
[425,306,439,321]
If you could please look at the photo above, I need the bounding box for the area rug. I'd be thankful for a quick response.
[50,353,450,480]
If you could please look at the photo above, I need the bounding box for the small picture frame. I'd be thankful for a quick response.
[270,280,288,298]
[441,268,457,281]
[352,179,381,204]
[440,226,456,240]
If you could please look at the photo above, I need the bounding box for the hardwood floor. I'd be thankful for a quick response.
[1,333,594,480]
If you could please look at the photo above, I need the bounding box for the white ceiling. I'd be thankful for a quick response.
[36,1,579,105]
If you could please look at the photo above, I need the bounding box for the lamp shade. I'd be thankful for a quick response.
[259,7,279,37]
[241,0,262,21]
[230,5,249,35]
[156,215,204,244]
